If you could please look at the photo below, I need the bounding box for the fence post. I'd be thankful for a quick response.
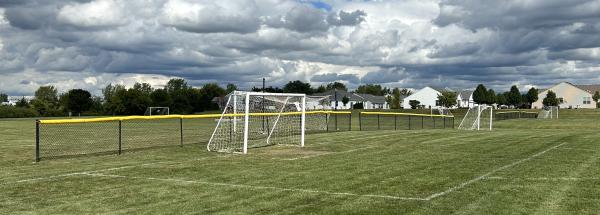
[180,118,183,147]
[443,116,446,128]
[433,117,436,129]
[326,113,329,132]
[394,115,397,130]
[348,113,352,131]
[35,120,40,162]
[118,120,122,155]
[359,112,362,131]
[452,117,455,129]
[377,114,380,130]
[421,116,424,129]
[335,113,338,131]
[408,115,411,130]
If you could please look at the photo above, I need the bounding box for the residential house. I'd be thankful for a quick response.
[456,90,475,108]
[312,90,389,110]
[531,82,600,109]
[402,87,442,109]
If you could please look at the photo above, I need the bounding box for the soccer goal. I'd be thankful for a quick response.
[432,106,453,116]
[458,105,492,130]
[144,107,169,116]
[537,106,558,119]
[207,91,306,154]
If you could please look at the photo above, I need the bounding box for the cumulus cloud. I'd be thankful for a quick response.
[1,0,600,95]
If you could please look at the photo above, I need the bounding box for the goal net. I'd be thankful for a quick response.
[432,107,453,116]
[207,91,306,154]
[144,107,169,116]
[537,106,558,119]
[458,105,492,130]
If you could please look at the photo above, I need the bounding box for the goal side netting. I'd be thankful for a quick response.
[207,91,306,154]
[458,105,493,130]
[538,106,558,119]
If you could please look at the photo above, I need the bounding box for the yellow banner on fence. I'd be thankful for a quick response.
[360,112,453,118]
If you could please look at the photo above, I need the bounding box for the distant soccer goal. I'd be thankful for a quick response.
[144,107,169,116]
[538,106,558,119]
[458,105,492,131]
[207,91,306,154]
[431,107,453,117]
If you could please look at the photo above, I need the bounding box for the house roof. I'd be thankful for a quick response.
[459,90,473,100]
[574,85,600,94]
[312,90,387,103]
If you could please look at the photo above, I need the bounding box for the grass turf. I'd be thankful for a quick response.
[1,109,600,214]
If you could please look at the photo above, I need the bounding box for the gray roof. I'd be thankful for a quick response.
[575,85,600,94]
[459,90,473,99]
[312,90,387,104]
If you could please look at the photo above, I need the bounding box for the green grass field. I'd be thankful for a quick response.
[1,109,600,214]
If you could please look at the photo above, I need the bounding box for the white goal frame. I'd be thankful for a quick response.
[538,106,558,119]
[145,107,169,116]
[458,105,493,131]
[207,91,306,154]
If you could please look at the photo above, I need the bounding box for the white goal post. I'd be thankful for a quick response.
[538,106,558,119]
[144,107,170,116]
[207,91,306,154]
[458,105,493,131]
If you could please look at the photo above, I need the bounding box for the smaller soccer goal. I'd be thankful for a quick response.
[458,105,492,130]
[431,106,453,116]
[144,107,170,116]
[537,106,558,119]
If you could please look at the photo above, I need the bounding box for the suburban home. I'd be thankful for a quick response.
[312,90,389,110]
[402,87,442,109]
[531,82,600,109]
[456,90,475,108]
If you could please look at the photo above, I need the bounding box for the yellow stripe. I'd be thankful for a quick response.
[360,112,453,118]
[496,111,538,114]
[39,111,352,124]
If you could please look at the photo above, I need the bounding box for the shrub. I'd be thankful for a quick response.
[0,105,40,118]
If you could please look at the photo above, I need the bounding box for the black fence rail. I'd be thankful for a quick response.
[358,112,454,131]
[35,112,352,161]
[495,111,538,121]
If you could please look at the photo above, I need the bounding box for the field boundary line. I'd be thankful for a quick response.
[7,155,231,185]
[485,176,600,181]
[424,142,567,201]
[80,172,427,201]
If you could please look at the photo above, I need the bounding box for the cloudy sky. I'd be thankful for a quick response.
[1,0,600,95]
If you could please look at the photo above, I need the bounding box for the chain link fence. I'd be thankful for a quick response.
[495,111,538,121]
[358,112,454,131]
[35,112,352,161]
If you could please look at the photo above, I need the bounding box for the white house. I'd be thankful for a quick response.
[402,87,442,109]
[312,90,389,110]
[532,82,599,109]
[457,90,475,108]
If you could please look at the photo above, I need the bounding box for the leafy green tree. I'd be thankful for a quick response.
[200,83,226,111]
[352,102,364,109]
[226,83,237,93]
[88,96,104,115]
[542,90,560,107]
[165,78,189,94]
[355,84,388,96]
[32,86,59,115]
[314,85,327,94]
[472,84,488,104]
[15,97,29,108]
[65,89,93,116]
[165,79,192,114]
[388,88,403,109]
[593,91,600,108]
[525,87,539,108]
[486,89,496,104]
[252,86,283,93]
[0,93,7,103]
[150,89,172,107]
[495,93,507,106]
[437,91,458,108]
[326,82,347,91]
[409,100,420,109]
[507,85,522,107]
[102,84,127,115]
[399,88,412,97]
[283,80,313,94]
[341,96,350,107]
[123,87,152,115]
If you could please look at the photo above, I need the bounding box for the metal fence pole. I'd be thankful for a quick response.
[421,116,424,129]
[394,115,397,130]
[348,113,352,131]
[443,116,446,128]
[453,117,455,129]
[433,117,436,129]
[180,118,183,147]
[359,112,362,131]
[377,114,380,130]
[118,120,122,155]
[326,113,329,132]
[335,113,338,131]
[35,120,40,162]
[408,115,411,130]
